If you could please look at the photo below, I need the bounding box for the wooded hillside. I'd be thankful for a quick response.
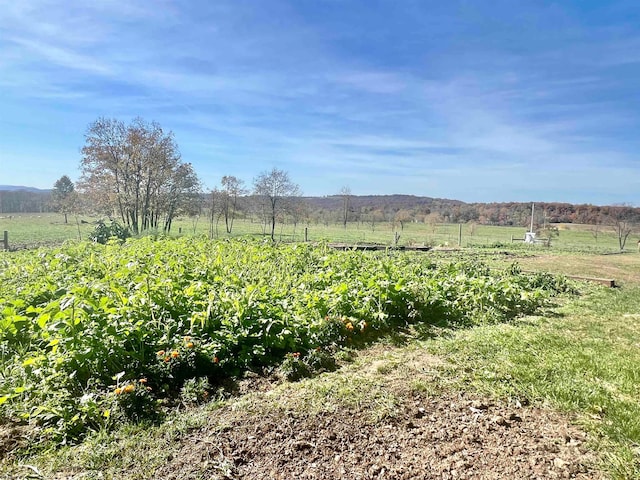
[2,187,638,228]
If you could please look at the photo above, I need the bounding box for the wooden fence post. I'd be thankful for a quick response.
[304,227,308,242]
[3,231,8,251]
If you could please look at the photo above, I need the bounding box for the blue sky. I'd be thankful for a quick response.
[1,0,639,204]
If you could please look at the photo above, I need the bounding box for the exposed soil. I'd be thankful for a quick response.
[0,423,29,459]
[1,347,604,479]
[158,391,601,480]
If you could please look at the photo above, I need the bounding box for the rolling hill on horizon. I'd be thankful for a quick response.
[0,185,51,193]
[1,185,637,225]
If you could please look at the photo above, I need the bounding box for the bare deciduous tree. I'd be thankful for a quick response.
[338,186,351,229]
[79,117,201,234]
[253,168,300,241]
[394,209,412,231]
[606,206,636,251]
[590,214,600,245]
[220,176,246,234]
[208,188,225,239]
[365,208,384,232]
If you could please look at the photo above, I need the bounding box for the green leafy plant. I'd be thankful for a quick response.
[88,220,130,244]
[180,377,212,405]
[0,238,570,442]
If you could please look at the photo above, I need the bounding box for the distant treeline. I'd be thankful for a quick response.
[1,188,638,227]
[0,189,52,213]
[303,195,640,227]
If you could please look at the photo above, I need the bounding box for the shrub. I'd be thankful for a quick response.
[88,220,130,244]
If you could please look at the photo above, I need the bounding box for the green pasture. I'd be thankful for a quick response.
[1,213,632,253]
[0,213,96,249]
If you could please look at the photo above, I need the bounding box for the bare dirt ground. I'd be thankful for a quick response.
[156,367,602,480]
[2,343,605,480]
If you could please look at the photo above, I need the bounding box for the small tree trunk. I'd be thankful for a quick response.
[271,215,276,241]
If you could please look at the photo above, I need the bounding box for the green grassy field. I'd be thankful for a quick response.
[1,212,633,253]
[172,216,629,252]
[0,213,96,249]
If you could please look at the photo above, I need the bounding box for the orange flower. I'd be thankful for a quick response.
[156,350,165,356]
[292,352,301,358]
[114,387,123,395]
[164,356,171,363]
[345,322,354,331]
[186,342,194,348]
[123,384,135,393]
[171,350,179,358]
[213,356,219,364]
[139,378,148,384]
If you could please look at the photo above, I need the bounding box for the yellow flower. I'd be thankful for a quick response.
[156,350,165,356]
[345,322,354,331]
[123,384,135,393]
[186,342,194,348]
[171,350,179,358]
[114,387,123,395]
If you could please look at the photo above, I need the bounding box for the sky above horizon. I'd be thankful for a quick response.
[1,1,639,205]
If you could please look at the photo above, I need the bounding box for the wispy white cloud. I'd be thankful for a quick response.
[1,0,639,204]
[8,37,112,75]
